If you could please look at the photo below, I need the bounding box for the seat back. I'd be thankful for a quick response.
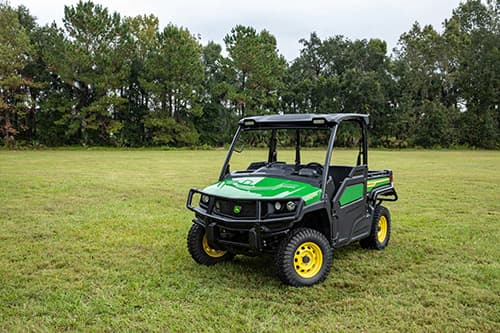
[328,166,354,195]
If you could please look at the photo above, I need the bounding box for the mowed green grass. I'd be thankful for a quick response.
[0,149,499,332]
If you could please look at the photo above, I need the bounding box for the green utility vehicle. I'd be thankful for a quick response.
[186,113,398,286]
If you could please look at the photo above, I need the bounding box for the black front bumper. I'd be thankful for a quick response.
[186,188,305,252]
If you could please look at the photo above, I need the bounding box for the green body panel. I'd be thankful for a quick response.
[202,176,322,205]
[339,183,364,206]
[339,177,390,206]
[367,177,390,193]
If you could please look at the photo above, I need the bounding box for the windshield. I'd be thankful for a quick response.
[226,128,331,180]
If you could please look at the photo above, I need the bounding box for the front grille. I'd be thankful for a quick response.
[214,199,257,218]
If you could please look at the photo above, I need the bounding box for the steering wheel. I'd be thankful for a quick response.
[305,162,324,174]
[266,161,285,168]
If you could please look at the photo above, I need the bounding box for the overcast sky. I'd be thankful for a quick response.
[9,0,463,60]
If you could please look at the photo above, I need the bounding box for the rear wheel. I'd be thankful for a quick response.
[275,228,332,287]
[360,205,391,250]
[187,224,234,265]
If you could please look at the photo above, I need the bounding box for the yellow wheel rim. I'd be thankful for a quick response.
[202,234,227,258]
[377,215,388,243]
[293,242,323,279]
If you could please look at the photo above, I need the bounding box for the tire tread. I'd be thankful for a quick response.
[359,205,391,250]
[275,227,332,287]
[187,224,234,266]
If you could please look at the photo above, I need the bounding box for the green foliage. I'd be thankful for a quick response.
[0,3,33,145]
[143,112,199,146]
[118,14,159,146]
[0,0,498,148]
[195,42,238,145]
[141,24,203,117]
[414,101,458,147]
[140,24,204,146]
[0,4,31,75]
[224,25,287,117]
[447,0,500,148]
[393,0,499,148]
[59,1,130,145]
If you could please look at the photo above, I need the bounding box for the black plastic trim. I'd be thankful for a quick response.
[187,188,306,224]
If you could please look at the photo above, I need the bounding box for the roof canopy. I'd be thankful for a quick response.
[239,113,369,129]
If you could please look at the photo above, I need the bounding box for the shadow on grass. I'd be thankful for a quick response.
[177,242,370,288]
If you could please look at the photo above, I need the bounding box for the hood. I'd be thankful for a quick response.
[202,176,321,205]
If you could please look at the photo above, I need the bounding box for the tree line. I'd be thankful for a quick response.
[0,0,498,148]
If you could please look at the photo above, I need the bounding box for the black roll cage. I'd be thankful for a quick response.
[219,114,369,200]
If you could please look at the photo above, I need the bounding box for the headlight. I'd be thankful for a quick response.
[274,201,282,211]
[201,194,210,204]
[286,201,296,211]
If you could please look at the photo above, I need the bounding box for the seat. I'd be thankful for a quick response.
[328,165,354,195]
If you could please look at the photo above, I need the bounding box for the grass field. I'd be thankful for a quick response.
[0,149,499,332]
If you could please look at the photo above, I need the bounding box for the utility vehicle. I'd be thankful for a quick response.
[186,113,398,286]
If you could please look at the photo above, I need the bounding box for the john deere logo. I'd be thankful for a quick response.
[233,205,242,214]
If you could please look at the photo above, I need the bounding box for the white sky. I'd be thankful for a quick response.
[9,0,463,60]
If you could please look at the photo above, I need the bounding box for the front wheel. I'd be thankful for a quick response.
[187,224,234,265]
[360,205,391,250]
[275,228,332,287]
